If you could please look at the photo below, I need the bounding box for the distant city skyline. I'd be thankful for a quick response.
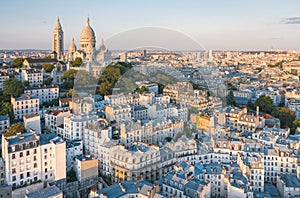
[1,0,300,51]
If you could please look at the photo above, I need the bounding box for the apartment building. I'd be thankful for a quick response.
[24,85,59,105]
[0,72,9,91]
[110,142,162,183]
[45,110,71,134]
[2,132,66,189]
[0,115,10,134]
[11,94,39,120]
[21,69,43,86]
[237,153,264,193]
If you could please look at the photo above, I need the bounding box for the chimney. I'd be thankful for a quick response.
[154,183,159,192]
[297,165,300,180]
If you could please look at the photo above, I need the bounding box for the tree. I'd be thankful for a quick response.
[99,64,123,95]
[61,69,78,89]
[273,107,295,130]
[42,99,59,107]
[247,100,254,111]
[11,58,24,68]
[0,102,14,121]
[43,77,53,86]
[67,89,74,97]
[22,81,30,87]
[3,78,24,99]
[42,63,54,72]
[67,168,77,182]
[70,57,83,67]
[5,123,26,137]
[268,61,283,69]
[62,69,77,80]
[254,95,275,114]
[226,91,236,106]
[165,137,173,142]
[134,86,149,94]
[292,118,300,133]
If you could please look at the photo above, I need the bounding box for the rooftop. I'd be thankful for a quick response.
[12,94,38,101]
[76,154,96,161]
[23,113,40,119]
[24,84,59,91]
[97,180,155,198]
[25,58,58,64]
[280,173,300,188]
[40,133,63,145]
[26,185,62,198]
[0,115,9,121]
[7,132,38,146]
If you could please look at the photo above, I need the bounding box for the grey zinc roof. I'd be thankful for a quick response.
[280,174,300,188]
[97,180,154,198]
[25,58,58,64]
[40,133,62,145]
[26,185,62,198]
[97,183,125,198]
[0,115,9,121]
[7,132,37,145]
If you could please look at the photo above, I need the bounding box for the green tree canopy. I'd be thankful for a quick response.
[0,102,14,121]
[42,63,54,72]
[292,118,300,133]
[227,90,236,106]
[67,89,74,97]
[253,95,297,133]
[22,81,30,87]
[43,77,53,86]
[42,99,59,107]
[134,86,149,94]
[5,123,26,137]
[254,95,275,114]
[273,107,295,130]
[247,100,254,111]
[70,57,83,67]
[11,58,24,68]
[62,69,78,80]
[98,62,132,95]
[3,78,24,99]
[61,69,78,89]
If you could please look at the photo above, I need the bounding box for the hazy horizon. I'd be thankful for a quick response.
[1,0,300,51]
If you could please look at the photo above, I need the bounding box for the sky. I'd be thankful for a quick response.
[0,0,300,51]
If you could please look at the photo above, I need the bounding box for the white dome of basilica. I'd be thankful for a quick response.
[69,38,77,53]
[80,17,96,42]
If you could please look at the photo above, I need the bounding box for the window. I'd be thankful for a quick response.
[34,163,37,168]
[20,152,23,157]
[12,154,15,159]
[26,151,30,156]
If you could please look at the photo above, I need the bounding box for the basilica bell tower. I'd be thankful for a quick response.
[52,17,64,59]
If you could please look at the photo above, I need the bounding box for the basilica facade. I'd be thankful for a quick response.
[51,17,112,65]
